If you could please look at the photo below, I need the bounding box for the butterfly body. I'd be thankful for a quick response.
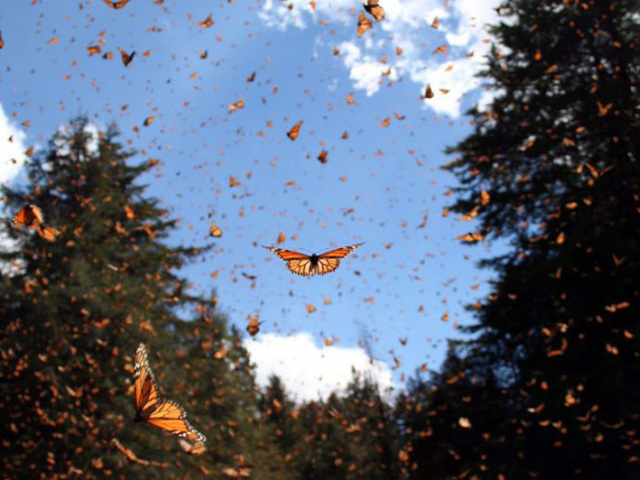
[133,344,206,443]
[264,243,363,277]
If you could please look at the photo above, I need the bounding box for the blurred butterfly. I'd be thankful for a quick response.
[287,121,303,141]
[209,222,222,238]
[264,243,364,277]
[364,0,385,22]
[133,344,206,442]
[12,204,59,242]
[112,438,168,467]
[357,12,372,37]
[198,14,214,28]
[102,0,132,9]
[178,439,207,456]
[228,99,244,114]
[423,84,435,99]
[12,204,44,230]
[117,47,135,67]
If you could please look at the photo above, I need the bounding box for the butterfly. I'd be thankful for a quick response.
[117,47,136,67]
[12,204,44,230]
[423,83,435,99]
[364,0,385,22]
[102,0,132,9]
[133,344,206,442]
[12,204,59,242]
[287,121,303,141]
[112,438,169,467]
[209,221,222,238]
[228,99,244,114]
[357,12,373,37]
[264,243,364,277]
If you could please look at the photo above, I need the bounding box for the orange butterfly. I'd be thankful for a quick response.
[364,0,385,22]
[287,121,303,141]
[112,438,168,467]
[102,0,132,9]
[209,221,222,238]
[264,243,364,277]
[133,344,206,442]
[12,205,59,242]
[117,47,135,67]
[357,12,373,37]
[12,204,44,230]
[228,99,244,114]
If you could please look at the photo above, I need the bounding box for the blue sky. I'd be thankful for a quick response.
[0,0,503,401]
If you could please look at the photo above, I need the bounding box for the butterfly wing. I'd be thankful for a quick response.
[318,243,364,259]
[134,344,161,416]
[145,400,207,443]
[316,243,364,275]
[264,246,314,277]
[38,225,59,242]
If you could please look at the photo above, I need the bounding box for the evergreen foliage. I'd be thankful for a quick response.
[399,0,640,478]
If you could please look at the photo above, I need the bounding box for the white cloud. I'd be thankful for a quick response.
[259,0,504,117]
[0,103,28,186]
[244,332,396,403]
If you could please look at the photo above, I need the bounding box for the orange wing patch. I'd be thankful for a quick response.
[133,344,206,443]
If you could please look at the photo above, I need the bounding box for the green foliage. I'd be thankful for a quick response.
[402,0,640,478]
[0,119,260,478]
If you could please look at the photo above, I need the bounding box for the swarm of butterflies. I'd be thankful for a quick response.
[9,0,385,461]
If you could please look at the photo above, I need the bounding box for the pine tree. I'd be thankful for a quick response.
[0,118,215,478]
[430,0,640,477]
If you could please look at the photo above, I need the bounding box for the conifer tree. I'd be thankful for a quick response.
[412,0,640,477]
[0,118,217,478]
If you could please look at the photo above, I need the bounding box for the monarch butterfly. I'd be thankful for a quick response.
[423,83,435,99]
[117,47,135,67]
[287,121,303,141]
[12,204,44,230]
[37,225,59,242]
[178,438,207,455]
[364,0,385,22]
[357,12,373,37]
[209,221,222,238]
[264,243,364,277]
[228,99,244,114]
[133,344,206,443]
[12,205,59,242]
[102,0,132,9]
[112,438,169,467]
[198,14,214,28]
